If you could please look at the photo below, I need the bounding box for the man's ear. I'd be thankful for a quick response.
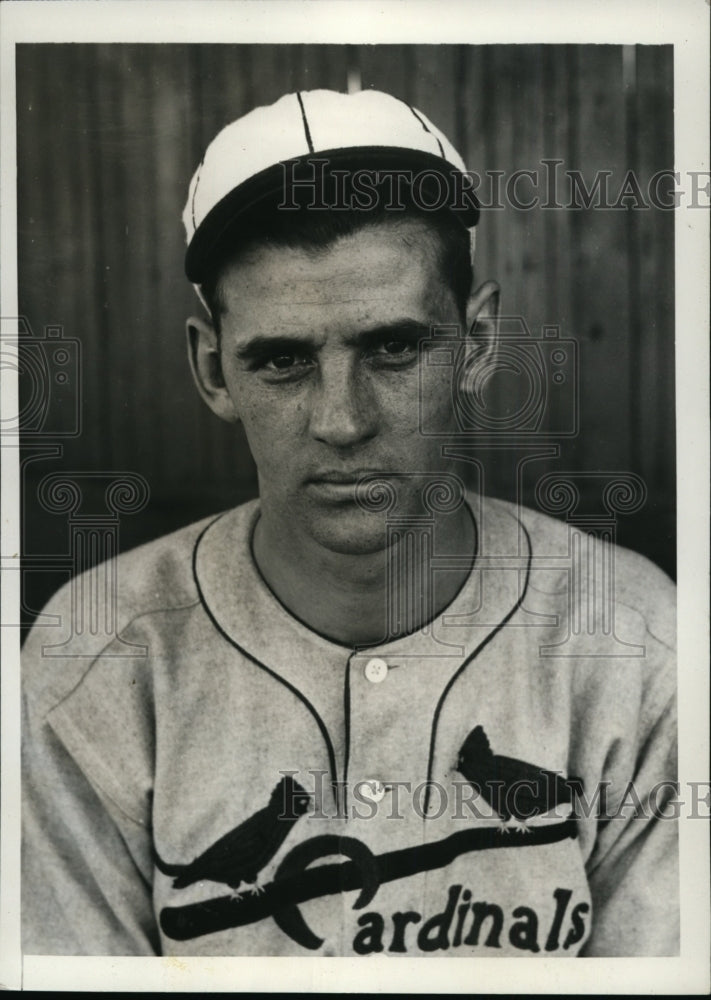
[186,315,240,424]
[464,279,500,363]
[453,280,500,414]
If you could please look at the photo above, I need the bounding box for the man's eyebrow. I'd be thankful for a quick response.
[343,319,434,347]
[234,320,435,361]
[234,335,314,361]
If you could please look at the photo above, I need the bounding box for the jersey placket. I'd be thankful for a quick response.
[342,646,468,936]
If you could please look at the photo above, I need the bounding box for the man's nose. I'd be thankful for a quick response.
[308,362,377,447]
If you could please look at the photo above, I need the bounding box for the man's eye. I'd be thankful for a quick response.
[270,352,299,370]
[370,337,418,364]
[256,350,313,377]
[382,340,410,355]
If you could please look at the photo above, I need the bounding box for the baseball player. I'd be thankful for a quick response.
[22,89,678,957]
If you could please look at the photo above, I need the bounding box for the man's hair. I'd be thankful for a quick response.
[200,201,474,337]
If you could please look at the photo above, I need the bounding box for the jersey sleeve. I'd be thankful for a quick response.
[22,583,160,956]
[580,628,679,956]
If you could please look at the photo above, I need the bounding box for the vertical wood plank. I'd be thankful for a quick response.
[358,44,412,102]
[408,45,458,144]
[633,45,675,489]
[628,44,675,570]
[568,45,632,475]
[541,45,575,341]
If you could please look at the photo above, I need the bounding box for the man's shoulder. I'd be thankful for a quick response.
[106,504,252,609]
[481,493,675,645]
[23,500,259,667]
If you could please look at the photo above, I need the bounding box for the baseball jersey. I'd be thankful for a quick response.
[21,493,678,957]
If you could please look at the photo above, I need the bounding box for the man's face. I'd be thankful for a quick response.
[212,219,467,555]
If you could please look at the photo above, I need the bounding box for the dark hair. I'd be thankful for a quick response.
[200,201,473,336]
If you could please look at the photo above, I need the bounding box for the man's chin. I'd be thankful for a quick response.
[298,503,393,556]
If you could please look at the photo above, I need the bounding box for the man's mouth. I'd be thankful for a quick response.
[305,470,391,502]
[308,470,388,485]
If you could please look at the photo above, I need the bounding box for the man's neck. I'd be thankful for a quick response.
[251,504,475,648]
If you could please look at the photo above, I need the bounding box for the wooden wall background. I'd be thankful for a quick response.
[16,44,675,628]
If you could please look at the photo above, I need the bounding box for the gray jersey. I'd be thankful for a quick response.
[22,494,678,956]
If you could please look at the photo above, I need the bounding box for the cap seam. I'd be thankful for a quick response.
[405,102,446,159]
[296,91,315,154]
[191,159,204,231]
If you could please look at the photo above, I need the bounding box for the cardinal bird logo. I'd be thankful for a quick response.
[153,775,311,896]
[456,726,583,832]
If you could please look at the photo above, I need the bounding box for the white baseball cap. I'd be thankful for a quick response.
[183,89,479,284]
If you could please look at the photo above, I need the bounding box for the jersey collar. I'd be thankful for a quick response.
[193,492,532,677]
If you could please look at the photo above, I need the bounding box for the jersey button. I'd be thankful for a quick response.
[361,779,387,802]
[364,657,388,683]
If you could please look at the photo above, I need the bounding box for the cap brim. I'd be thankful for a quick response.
[185,147,480,283]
